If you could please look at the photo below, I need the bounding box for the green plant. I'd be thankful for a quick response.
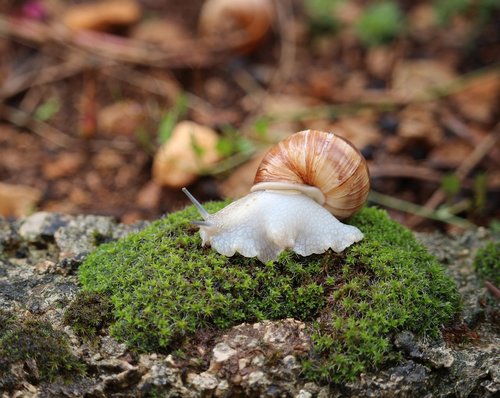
[34,97,61,121]
[433,0,500,26]
[63,291,113,343]
[355,1,403,46]
[157,93,188,144]
[0,311,85,384]
[79,204,460,382]
[473,241,500,286]
[305,0,343,34]
[433,0,470,25]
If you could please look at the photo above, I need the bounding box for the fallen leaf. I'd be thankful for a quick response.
[398,104,443,146]
[428,138,472,169]
[43,153,85,180]
[219,149,269,199]
[98,101,145,136]
[451,72,500,124]
[62,0,141,32]
[152,121,222,188]
[136,181,162,210]
[0,182,41,217]
[392,60,457,100]
[407,4,438,41]
[329,116,382,150]
[131,18,192,48]
[366,46,395,79]
[92,149,124,170]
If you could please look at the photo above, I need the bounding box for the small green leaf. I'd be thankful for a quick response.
[35,97,60,121]
[473,172,487,213]
[158,93,188,144]
[441,174,461,197]
[355,1,403,46]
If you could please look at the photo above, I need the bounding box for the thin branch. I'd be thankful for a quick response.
[0,56,91,100]
[407,124,500,228]
[0,104,76,148]
[370,164,442,183]
[0,15,244,68]
[369,191,475,229]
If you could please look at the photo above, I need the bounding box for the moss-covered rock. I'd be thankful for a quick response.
[63,291,113,343]
[473,241,500,286]
[79,204,461,382]
[0,309,85,388]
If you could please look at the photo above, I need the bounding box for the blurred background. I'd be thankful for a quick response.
[0,0,498,232]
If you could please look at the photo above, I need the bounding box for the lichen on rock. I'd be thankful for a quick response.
[79,204,461,382]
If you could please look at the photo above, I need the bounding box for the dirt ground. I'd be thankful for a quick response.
[0,0,499,231]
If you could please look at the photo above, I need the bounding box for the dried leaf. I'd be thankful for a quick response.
[398,104,443,146]
[98,101,145,136]
[392,60,457,100]
[62,0,141,31]
[219,150,269,199]
[136,181,162,210]
[329,116,382,150]
[428,138,472,169]
[0,182,41,217]
[131,19,192,48]
[451,72,500,124]
[43,153,85,180]
[152,121,222,188]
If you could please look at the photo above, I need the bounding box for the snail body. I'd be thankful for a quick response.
[183,130,370,263]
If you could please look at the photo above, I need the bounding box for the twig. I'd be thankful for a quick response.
[370,164,442,183]
[407,124,500,228]
[0,15,241,68]
[100,65,216,119]
[0,104,76,148]
[369,191,475,229]
[484,281,500,300]
[238,0,297,134]
[0,56,91,100]
[100,65,180,103]
[441,112,500,167]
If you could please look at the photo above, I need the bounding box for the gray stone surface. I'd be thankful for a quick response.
[0,214,498,397]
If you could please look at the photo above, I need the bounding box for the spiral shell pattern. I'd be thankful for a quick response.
[253,130,370,219]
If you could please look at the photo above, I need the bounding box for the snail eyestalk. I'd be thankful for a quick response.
[182,187,209,220]
[192,220,213,227]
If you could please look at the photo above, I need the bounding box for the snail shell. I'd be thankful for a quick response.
[252,130,370,219]
[183,130,370,263]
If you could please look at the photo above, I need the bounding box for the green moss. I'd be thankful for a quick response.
[0,311,85,385]
[63,291,113,343]
[79,204,461,382]
[473,241,500,286]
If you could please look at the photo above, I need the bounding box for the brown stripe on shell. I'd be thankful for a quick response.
[253,130,370,219]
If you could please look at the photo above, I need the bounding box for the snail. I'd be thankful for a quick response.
[183,130,370,263]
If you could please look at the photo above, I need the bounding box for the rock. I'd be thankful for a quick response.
[19,212,72,242]
[99,336,127,359]
[187,372,219,393]
[54,215,116,261]
[212,342,237,363]
[1,214,499,397]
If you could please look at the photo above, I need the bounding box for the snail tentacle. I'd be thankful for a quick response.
[182,187,210,220]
